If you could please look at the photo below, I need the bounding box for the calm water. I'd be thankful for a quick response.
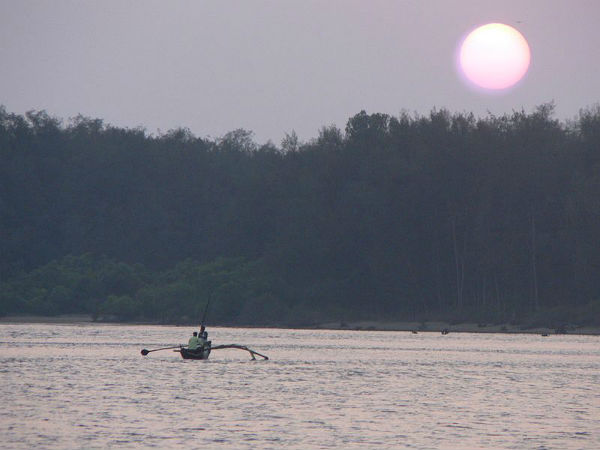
[1,324,599,449]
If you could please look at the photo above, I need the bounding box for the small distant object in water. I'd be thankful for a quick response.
[541,333,549,337]
[411,330,418,334]
[441,328,450,335]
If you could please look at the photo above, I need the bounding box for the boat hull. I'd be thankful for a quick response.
[178,344,211,360]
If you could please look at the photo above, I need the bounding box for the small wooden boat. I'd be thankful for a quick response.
[141,301,269,361]
[176,342,212,360]
[142,334,268,361]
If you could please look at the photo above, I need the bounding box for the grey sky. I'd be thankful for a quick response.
[1,0,599,144]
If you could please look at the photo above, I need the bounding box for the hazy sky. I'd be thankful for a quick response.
[1,0,599,143]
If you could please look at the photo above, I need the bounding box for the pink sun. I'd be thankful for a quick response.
[459,23,531,90]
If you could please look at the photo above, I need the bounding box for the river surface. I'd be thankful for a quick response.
[1,324,599,449]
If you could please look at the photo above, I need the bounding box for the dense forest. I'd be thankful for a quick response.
[1,104,599,327]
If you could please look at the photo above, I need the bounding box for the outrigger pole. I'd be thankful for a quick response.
[197,298,268,359]
[210,344,269,360]
[141,345,186,356]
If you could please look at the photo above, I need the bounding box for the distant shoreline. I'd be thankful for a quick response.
[0,314,96,324]
[1,314,599,335]
[315,320,600,336]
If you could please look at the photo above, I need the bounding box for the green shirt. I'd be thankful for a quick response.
[188,336,200,350]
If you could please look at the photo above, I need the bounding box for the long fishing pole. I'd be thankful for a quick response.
[200,297,211,328]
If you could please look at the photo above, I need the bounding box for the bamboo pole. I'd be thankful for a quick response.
[210,344,269,360]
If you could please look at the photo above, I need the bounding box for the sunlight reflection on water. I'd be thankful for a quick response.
[1,324,599,449]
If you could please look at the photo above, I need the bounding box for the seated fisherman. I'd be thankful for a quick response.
[188,331,200,351]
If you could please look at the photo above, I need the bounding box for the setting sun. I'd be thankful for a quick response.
[459,23,530,90]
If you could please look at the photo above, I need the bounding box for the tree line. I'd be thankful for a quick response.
[1,104,599,327]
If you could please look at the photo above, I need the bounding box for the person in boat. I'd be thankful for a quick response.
[188,331,200,351]
[197,325,207,349]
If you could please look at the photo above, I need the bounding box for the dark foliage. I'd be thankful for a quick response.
[1,104,599,326]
